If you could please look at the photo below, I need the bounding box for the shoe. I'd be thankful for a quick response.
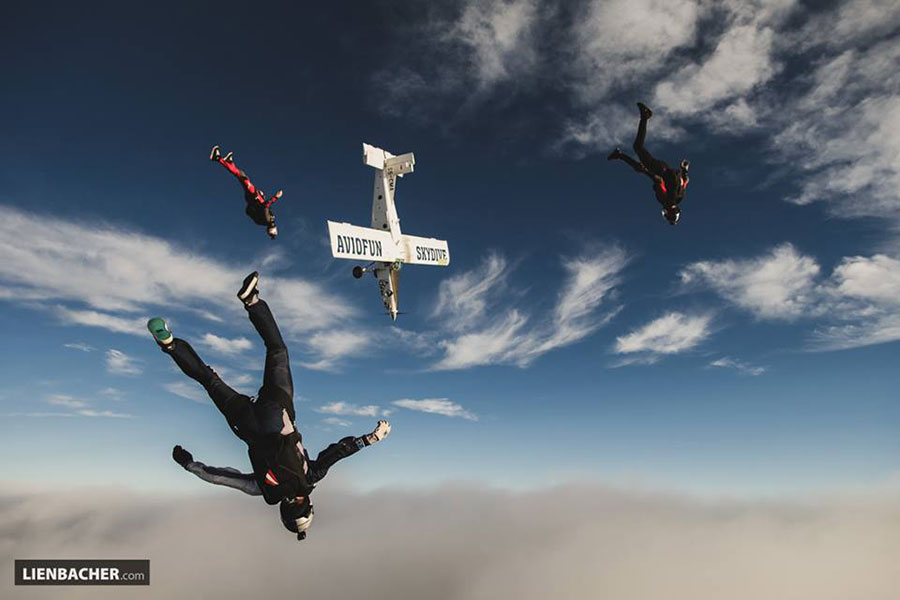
[223,151,234,163]
[364,420,392,446]
[209,145,221,161]
[273,190,283,201]
[147,317,174,347]
[172,445,194,468]
[237,271,259,305]
[607,147,622,161]
[267,225,278,240]
[637,102,653,119]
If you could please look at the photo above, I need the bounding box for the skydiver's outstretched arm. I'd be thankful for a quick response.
[306,420,392,485]
[173,445,262,496]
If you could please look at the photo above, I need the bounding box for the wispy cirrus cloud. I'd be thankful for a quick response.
[38,394,133,419]
[299,330,372,372]
[105,349,142,376]
[613,312,713,364]
[0,205,363,370]
[62,342,94,352]
[199,333,253,356]
[680,243,820,321]
[392,398,478,421]
[709,357,767,376]
[373,0,541,121]
[375,0,900,234]
[429,247,628,370]
[46,394,88,409]
[316,402,382,418]
[681,244,900,350]
[164,382,209,404]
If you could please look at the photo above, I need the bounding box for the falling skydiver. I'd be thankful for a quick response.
[147,271,391,540]
[210,145,283,239]
[607,103,690,225]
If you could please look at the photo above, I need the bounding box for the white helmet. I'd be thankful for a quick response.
[280,498,314,540]
[662,208,680,225]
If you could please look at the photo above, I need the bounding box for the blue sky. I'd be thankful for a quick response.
[1,0,898,498]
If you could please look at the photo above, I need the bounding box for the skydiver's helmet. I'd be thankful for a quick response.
[280,497,314,541]
[662,206,681,225]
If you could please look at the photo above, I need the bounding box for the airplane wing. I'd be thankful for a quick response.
[327,221,399,262]
[400,234,450,266]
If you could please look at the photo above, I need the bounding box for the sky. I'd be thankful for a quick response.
[1,0,899,503]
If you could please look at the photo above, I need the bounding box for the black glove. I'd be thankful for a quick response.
[172,445,194,468]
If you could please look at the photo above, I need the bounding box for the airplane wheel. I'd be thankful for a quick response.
[352,266,365,279]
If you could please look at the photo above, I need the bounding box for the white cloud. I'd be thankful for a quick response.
[828,254,900,304]
[654,24,776,116]
[681,244,820,320]
[373,0,540,121]
[199,333,253,356]
[164,382,208,404]
[207,365,257,390]
[105,349,142,376]
[615,312,713,356]
[322,417,352,427]
[62,342,94,352]
[299,330,372,372]
[571,0,700,105]
[3,485,898,599]
[771,43,900,221]
[46,394,88,409]
[98,387,126,400]
[433,253,508,331]
[454,0,539,89]
[709,357,767,376]
[682,245,900,351]
[392,398,478,421]
[77,409,133,419]
[432,247,628,370]
[5,412,77,418]
[0,205,359,368]
[39,394,133,418]
[54,306,147,336]
[316,402,381,418]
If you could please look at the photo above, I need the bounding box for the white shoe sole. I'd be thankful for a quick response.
[238,273,259,302]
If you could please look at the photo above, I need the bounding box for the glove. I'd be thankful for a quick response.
[172,445,194,468]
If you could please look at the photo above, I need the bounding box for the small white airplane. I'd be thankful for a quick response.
[327,143,450,321]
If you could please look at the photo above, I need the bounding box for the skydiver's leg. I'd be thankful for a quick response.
[632,106,670,177]
[163,338,252,429]
[610,150,648,174]
[217,157,259,196]
[247,299,295,420]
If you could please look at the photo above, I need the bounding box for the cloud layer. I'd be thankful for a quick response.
[1,484,897,599]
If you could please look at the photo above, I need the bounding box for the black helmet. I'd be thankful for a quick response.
[280,497,314,541]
